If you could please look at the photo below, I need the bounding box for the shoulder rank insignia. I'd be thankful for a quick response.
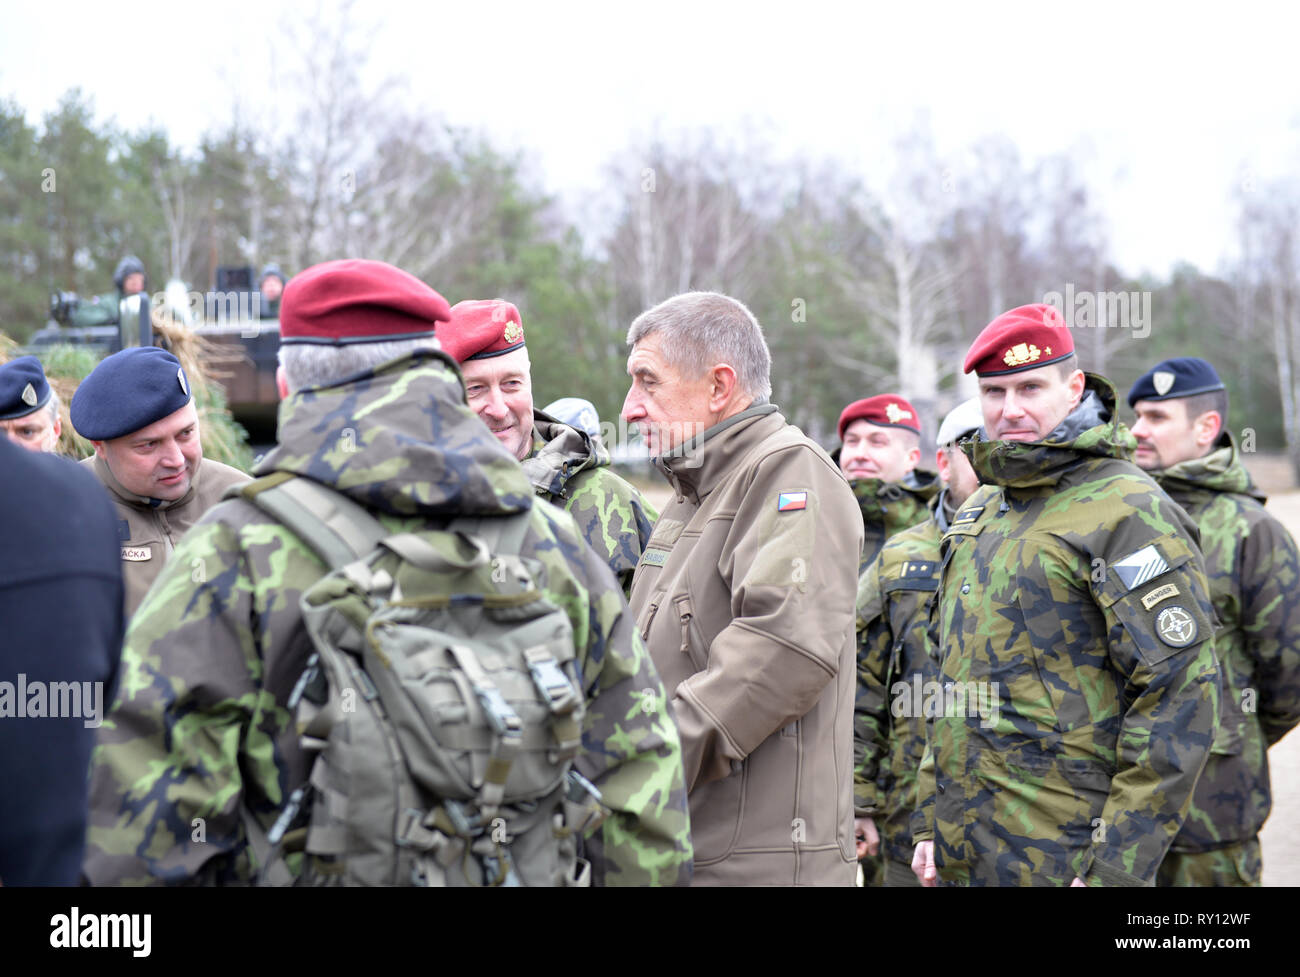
[777,492,807,512]
[952,505,984,525]
[1111,544,1170,592]
[902,560,936,578]
[1156,605,1198,646]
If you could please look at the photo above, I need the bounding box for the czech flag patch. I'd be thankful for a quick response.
[777,492,808,512]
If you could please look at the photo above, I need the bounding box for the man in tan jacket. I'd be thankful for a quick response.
[623,291,864,885]
[70,347,249,617]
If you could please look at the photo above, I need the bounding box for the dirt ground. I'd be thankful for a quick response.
[625,453,1300,885]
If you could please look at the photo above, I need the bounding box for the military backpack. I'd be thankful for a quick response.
[233,472,607,886]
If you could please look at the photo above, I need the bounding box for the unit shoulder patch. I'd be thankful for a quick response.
[1155,605,1198,647]
[1111,544,1171,592]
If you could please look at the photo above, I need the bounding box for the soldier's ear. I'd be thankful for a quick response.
[1067,369,1086,407]
[92,439,107,460]
[1194,409,1222,448]
[707,363,739,413]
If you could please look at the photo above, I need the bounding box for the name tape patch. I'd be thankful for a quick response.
[639,549,668,568]
[121,546,153,562]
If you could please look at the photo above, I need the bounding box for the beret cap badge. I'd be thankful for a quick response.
[1153,371,1175,396]
[1003,342,1042,368]
[21,382,37,407]
[503,321,524,345]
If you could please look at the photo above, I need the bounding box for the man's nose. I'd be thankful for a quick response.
[161,440,185,469]
[621,388,643,422]
[1002,392,1025,418]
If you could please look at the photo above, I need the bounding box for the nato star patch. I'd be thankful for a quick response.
[1156,605,1198,647]
[1111,544,1170,592]
[777,492,807,512]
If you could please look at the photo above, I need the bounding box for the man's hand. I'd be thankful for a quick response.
[912,840,937,886]
[1071,876,1087,886]
[854,817,879,860]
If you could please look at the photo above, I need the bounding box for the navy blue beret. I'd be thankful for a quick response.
[70,347,193,441]
[1128,357,1225,407]
[0,356,52,420]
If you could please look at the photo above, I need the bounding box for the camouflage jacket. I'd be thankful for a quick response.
[521,410,658,596]
[854,490,952,863]
[849,469,941,572]
[83,351,693,886]
[1155,432,1300,850]
[915,376,1220,886]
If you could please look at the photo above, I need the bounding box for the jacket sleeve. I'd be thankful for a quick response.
[1078,523,1221,887]
[672,446,863,790]
[1240,514,1300,747]
[855,562,891,816]
[83,518,304,885]
[554,517,694,886]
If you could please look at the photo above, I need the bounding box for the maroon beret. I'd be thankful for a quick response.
[838,394,922,440]
[279,259,451,346]
[439,300,526,363]
[963,303,1075,376]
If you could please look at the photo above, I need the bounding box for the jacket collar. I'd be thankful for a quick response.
[1154,430,1265,502]
[520,409,608,497]
[655,402,781,503]
[963,373,1135,490]
[257,350,534,517]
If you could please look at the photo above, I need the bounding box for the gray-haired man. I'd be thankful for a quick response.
[623,290,863,885]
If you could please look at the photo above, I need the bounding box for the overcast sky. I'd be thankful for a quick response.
[4,0,1299,279]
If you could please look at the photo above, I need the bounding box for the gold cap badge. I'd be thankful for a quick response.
[885,402,912,423]
[503,322,524,344]
[1003,342,1042,368]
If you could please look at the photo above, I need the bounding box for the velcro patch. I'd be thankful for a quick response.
[777,491,808,512]
[1155,605,1198,647]
[1111,544,1170,592]
[1141,582,1180,610]
[639,549,668,568]
[121,545,153,562]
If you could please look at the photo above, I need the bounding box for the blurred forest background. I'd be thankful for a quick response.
[4,9,1300,474]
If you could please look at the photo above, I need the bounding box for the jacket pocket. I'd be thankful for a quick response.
[672,593,708,672]
[691,757,748,865]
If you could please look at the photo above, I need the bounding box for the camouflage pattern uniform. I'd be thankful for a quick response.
[914,376,1221,886]
[847,469,940,573]
[1153,432,1300,885]
[83,352,693,886]
[854,491,953,886]
[839,465,937,883]
[521,410,658,596]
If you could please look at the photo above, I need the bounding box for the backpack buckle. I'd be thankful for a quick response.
[524,647,579,715]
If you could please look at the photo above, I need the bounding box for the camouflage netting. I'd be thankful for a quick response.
[0,312,255,472]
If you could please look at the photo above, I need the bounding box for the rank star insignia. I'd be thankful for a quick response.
[1153,371,1176,396]
[1156,605,1198,647]
[885,402,912,423]
[21,382,37,406]
[1003,342,1042,367]
[503,322,524,344]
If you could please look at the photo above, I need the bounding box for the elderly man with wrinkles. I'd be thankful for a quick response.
[623,291,863,886]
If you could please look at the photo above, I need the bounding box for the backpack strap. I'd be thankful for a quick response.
[228,471,388,570]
